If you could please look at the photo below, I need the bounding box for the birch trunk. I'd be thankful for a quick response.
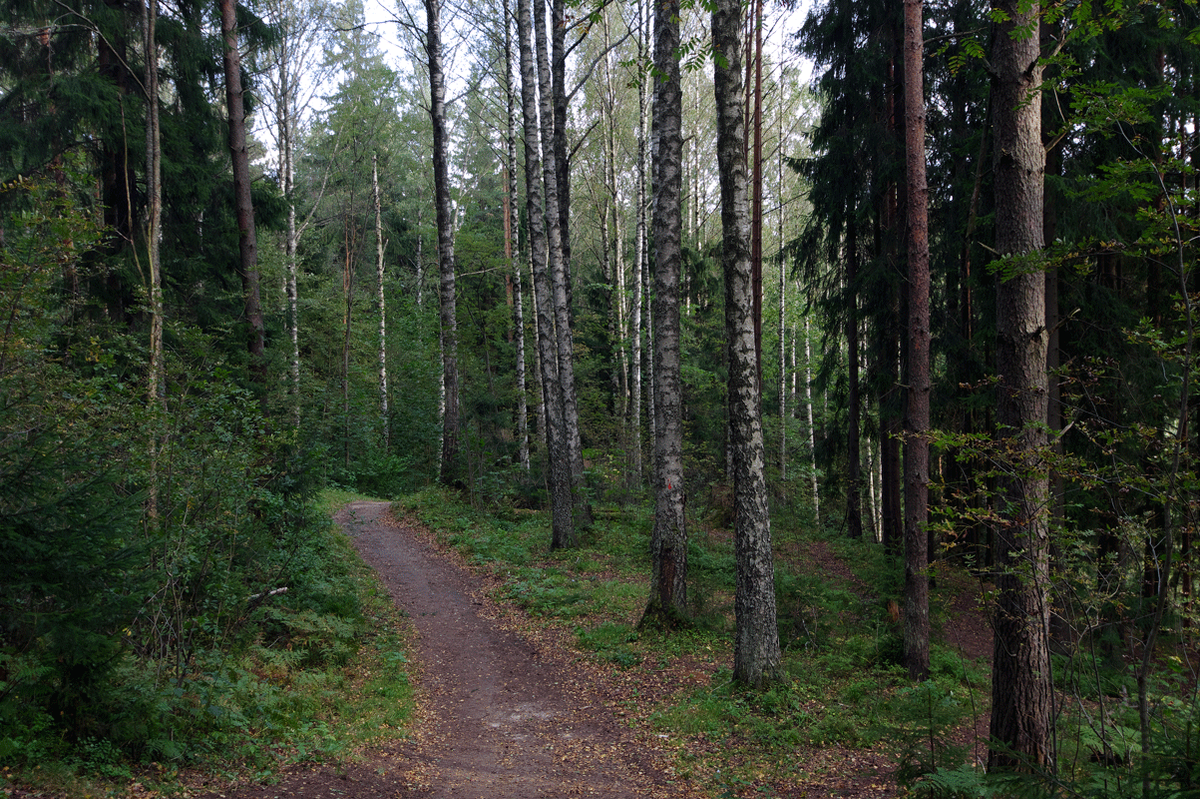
[630,0,650,487]
[644,0,687,626]
[714,0,780,688]
[805,316,819,525]
[426,0,460,485]
[374,154,389,447]
[518,0,574,547]
[502,2,530,472]
[534,0,590,529]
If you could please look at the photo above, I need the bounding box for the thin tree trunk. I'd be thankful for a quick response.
[426,0,459,486]
[846,223,864,539]
[805,316,820,525]
[276,15,301,430]
[518,0,574,547]
[778,83,787,487]
[902,0,931,681]
[502,6,530,472]
[343,218,355,472]
[144,0,164,519]
[631,0,650,488]
[374,154,389,448]
[534,0,589,528]
[220,0,265,382]
[644,0,687,627]
[714,0,780,688]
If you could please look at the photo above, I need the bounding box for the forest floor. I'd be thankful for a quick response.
[183,501,993,799]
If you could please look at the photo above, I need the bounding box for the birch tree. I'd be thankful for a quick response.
[423,0,461,486]
[643,0,687,626]
[518,0,574,548]
[713,0,780,688]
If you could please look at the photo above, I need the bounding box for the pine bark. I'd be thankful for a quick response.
[713,0,781,688]
[426,0,460,486]
[644,0,687,626]
[987,0,1054,772]
[902,0,931,682]
[219,0,266,381]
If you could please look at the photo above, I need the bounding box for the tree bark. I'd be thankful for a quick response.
[426,0,460,486]
[987,0,1054,772]
[502,2,530,472]
[902,0,931,682]
[220,0,266,382]
[846,222,864,540]
[534,0,590,529]
[144,0,164,519]
[643,0,687,627]
[518,0,574,548]
[630,0,650,488]
[714,0,781,688]
[374,153,389,448]
[805,316,820,525]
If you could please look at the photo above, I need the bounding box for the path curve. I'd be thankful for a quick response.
[195,501,695,799]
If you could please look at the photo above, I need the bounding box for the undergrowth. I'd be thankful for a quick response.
[1,490,413,799]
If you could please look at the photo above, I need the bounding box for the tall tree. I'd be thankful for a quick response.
[219,0,266,382]
[517,0,575,548]
[643,0,687,626]
[501,0,531,473]
[424,0,461,485]
[533,0,590,528]
[713,0,781,688]
[143,0,164,521]
[987,0,1054,772]
[374,152,389,446]
[902,0,931,681]
[261,0,332,428]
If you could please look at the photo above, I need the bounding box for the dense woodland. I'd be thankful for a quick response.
[3,0,1200,794]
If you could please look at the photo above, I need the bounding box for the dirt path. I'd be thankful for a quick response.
[196,501,699,799]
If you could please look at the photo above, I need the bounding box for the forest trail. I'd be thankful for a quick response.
[194,500,701,799]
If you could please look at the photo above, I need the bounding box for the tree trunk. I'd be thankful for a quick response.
[426,0,459,486]
[714,0,781,688]
[220,0,266,382]
[144,0,164,519]
[902,0,931,682]
[630,0,650,488]
[534,0,590,529]
[502,3,530,473]
[846,222,864,540]
[374,154,389,448]
[987,0,1054,772]
[643,0,687,627]
[518,0,574,548]
[805,316,820,525]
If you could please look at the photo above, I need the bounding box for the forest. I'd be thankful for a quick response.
[2,0,1199,795]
